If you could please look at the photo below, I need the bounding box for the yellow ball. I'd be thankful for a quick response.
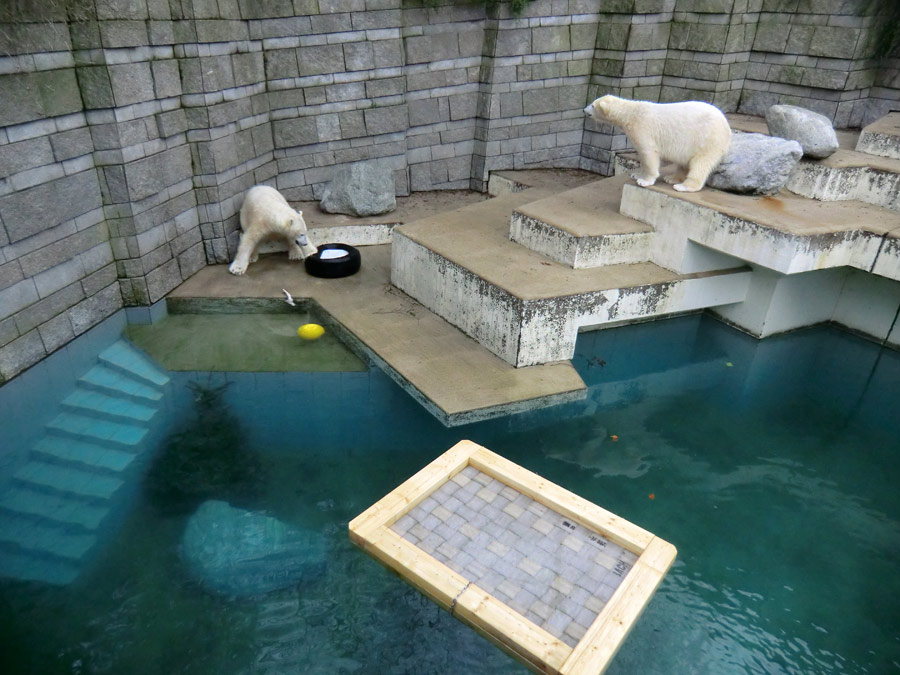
[297,323,325,340]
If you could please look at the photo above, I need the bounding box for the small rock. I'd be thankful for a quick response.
[765,104,839,159]
[182,500,327,596]
[319,159,396,217]
[707,133,803,195]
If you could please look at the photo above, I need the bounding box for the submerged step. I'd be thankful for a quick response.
[46,411,148,448]
[98,341,169,388]
[33,436,137,473]
[62,389,156,424]
[13,460,124,501]
[0,487,108,530]
[80,365,164,402]
[0,548,79,585]
[509,175,654,268]
[0,513,97,561]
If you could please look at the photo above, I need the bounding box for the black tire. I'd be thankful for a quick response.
[304,243,361,278]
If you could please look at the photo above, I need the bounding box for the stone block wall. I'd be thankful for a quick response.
[0,0,898,383]
[741,0,894,127]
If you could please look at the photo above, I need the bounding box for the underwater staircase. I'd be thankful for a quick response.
[0,341,169,585]
[391,112,900,367]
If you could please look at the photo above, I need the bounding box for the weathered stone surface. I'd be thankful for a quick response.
[123,146,192,201]
[320,160,396,216]
[182,500,327,596]
[0,171,102,243]
[766,104,839,159]
[707,133,803,195]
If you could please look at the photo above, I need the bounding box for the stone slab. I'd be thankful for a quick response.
[166,245,586,426]
[855,112,900,160]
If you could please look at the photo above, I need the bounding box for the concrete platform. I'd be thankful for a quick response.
[167,246,587,426]
[509,175,654,268]
[621,181,900,280]
[392,189,750,367]
[856,112,900,160]
[257,189,491,254]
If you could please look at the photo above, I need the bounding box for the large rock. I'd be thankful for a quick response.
[707,133,802,195]
[319,160,396,217]
[765,104,839,159]
[182,500,327,596]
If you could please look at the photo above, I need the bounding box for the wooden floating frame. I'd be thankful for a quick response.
[349,440,677,674]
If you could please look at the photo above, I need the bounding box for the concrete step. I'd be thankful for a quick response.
[46,411,148,449]
[61,388,156,424]
[855,112,900,160]
[619,181,900,282]
[33,436,137,474]
[13,460,124,501]
[0,513,97,561]
[98,340,169,388]
[487,168,599,197]
[0,548,79,585]
[615,147,900,214]
[391,189,751,367]
[0,487,108,531]
[787,149,900,212]
[79,364,164,402]
[723,113,900,211]
[509,174,654,268]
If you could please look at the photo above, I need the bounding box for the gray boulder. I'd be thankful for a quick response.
[182,500,327,596]
[319,159,396,217]
[765,104,839,159]
[707,133,803,195]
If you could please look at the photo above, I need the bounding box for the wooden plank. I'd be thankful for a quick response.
[469,445,654,552]
[349,439,475,539]
[454,585,572,674]
[561,537,677,675]
[349,441,677,675]
[356,527,470,611]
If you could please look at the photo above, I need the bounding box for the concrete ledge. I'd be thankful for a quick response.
[620,183,900,280]
[509,175,654,268]
[166,246,587,426]
[392,195,751,367]
[856,112,900,160]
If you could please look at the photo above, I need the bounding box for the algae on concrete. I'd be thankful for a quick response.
[126,313,366,372]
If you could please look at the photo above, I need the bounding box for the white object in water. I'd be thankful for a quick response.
[282,289,296,306]
[320,249,349,260]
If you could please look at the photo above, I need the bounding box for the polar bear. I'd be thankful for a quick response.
[584,95,731,192]
[228,185,318,276]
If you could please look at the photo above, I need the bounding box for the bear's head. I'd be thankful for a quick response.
[287,211,318,259]
[583,95,622,123]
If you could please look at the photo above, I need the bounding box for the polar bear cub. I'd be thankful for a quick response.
[584,95,731,192]
[228,185,318,276]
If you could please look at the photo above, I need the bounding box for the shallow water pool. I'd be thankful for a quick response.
[0,314,897,674]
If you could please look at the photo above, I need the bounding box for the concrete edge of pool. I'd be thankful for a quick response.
[165,246,589,427]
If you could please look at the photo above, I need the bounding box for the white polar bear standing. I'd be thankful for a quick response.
[228,185,318,276]
[584,95,732,192]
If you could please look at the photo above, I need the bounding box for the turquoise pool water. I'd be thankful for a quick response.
[0,314,897,673]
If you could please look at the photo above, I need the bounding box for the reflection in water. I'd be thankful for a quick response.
[144,381,265,516]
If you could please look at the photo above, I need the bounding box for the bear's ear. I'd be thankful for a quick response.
[297,210,303,217]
